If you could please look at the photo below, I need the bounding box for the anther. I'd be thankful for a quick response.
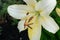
[26,12,29,15]
[28,16,34,22]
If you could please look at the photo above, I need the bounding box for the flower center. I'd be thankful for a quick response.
[34,9,42,16]
[24,10,41,29]
[35,11,40,15]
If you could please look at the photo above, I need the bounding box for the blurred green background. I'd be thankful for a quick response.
[0,0,60,40]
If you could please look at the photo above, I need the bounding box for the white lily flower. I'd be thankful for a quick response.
[7,0,59,40]
[56,8,60,16]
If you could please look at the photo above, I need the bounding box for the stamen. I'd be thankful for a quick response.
[28,23,33,25]
[24,19,28,28]
[24,23,32,29]
[28,25,32,29]
[28,16,34,22]
[24,16,33,29]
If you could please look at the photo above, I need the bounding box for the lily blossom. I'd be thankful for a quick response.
[56,8,60,16]
[7,0,59,40]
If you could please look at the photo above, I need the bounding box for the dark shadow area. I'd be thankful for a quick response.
[0,14,29,40]
[20,29,29,40]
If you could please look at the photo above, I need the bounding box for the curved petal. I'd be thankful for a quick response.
[7,5,32,19]
[18,20,27,32]
[35,0,57,15]
[56,8,60,16]
[28,17,41,40]
[40,16,59,34]
[23,0,37,8]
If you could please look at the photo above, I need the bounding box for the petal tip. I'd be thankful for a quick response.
[52,26,59,34]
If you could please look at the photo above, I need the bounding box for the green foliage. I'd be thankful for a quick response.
[0,0,60,40]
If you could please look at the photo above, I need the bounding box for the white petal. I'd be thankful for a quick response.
[28,25,41,40]
[23,0,37,8]
[18,20,27,32]
[28,18,41,40]
[40,16,59,34]
[35,0,56,15]
[7,5,32,19]
[56,8,60,16]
